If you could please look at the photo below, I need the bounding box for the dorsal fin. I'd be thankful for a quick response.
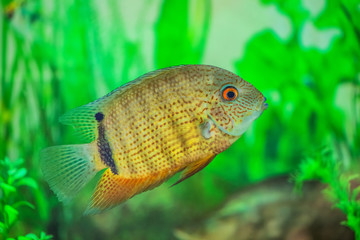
[171,154,216,187]
[59,67,178,140]
[59,101,102,141]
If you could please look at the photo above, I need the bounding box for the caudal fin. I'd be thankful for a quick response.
[40,144,100,202]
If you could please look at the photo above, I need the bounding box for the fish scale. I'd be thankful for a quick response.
[40,64,267,214]
[104,69,211,177]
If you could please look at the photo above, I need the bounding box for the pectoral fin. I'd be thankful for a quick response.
[200,118,215,139]
[171,154,216,187]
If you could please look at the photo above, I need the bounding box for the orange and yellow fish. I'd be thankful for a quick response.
[40,65,268,214]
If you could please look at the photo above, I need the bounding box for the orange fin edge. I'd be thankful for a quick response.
[84,167,179,215]
[170,154,216,187]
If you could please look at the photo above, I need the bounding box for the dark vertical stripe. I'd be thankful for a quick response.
[96,114,117,174]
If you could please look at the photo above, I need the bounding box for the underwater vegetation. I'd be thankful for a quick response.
[0,0,359,239]
[0,158,53,239]
[294,149,360,239]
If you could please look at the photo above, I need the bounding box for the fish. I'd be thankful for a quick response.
[40,64,268,214]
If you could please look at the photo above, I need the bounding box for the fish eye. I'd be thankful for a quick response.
[221,86,238,101]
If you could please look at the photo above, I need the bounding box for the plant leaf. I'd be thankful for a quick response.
[24,233,39,240]
[15,177,38,189]
[0,221,5,234]
[39,232,53,240]
[12,168,27,180]
[12,201,35,210]
[4,205,19,226]
[0,182,16,197]
[351,186,360,202]
[18,237,32,240]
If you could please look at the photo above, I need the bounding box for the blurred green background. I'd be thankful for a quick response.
[0,0,359,239]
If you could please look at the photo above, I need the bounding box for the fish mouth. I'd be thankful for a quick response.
[255,97,268,111]
[262,97,268,110]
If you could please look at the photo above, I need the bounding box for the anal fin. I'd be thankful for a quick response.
[171,154,216,187]
[85,168,176,214]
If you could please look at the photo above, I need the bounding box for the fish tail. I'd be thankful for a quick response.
[40,143,102,202]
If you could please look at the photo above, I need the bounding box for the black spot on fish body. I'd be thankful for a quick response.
[97,123,117,174]
[95,112,104,122]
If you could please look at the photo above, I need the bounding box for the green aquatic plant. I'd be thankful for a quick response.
[294,149,360,239]
[1,0,359,238]
[16,232,53,240]
[0,157,52,240]
[234,0,360,183]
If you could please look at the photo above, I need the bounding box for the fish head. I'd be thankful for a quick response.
[207,70,267,137]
